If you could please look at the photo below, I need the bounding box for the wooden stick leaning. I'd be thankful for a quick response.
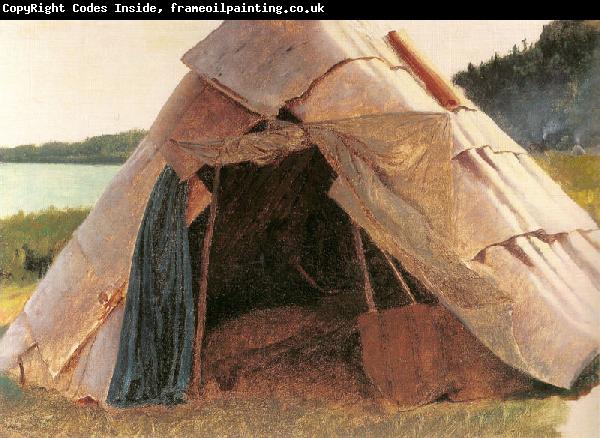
[382,251,416,304]
[189,165,222,399]
[352,223,377,313]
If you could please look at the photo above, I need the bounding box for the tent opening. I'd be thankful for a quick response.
[190,146,435,330]
[187,146,437,395]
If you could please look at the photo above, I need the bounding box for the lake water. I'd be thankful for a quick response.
[0,162,121,218]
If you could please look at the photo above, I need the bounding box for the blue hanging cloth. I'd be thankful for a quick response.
[107,165,196,407]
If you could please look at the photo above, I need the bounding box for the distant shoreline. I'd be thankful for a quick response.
[0,158,125,165]
[0,129,146,166]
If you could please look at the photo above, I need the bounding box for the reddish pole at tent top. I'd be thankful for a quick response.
[386,30,462,112]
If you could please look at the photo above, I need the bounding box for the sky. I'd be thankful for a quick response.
[0,20,550,146]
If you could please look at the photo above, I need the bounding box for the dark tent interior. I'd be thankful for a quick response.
[189,146,436,332]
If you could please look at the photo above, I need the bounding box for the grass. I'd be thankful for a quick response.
[0,283,36,327]
[0,207,89,286]
[0,384,569,437]
[533,152,600,224]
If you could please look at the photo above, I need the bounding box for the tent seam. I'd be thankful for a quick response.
[285,56,403,112]
[470,227,600,263]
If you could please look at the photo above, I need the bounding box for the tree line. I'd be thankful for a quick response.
[0,129,147,164]
[453,20,600,151]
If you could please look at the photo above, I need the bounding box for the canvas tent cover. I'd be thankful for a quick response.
[1,21,599,405]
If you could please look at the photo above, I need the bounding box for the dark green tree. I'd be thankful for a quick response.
[453,20,600,150]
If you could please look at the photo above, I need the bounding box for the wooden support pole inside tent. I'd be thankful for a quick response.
[17,356,25,386]
[382,251,416,304]
[289,255,326,294]
[189,165,221,399]
[352,223,376,313]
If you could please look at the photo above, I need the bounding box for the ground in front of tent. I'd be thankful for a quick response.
[1,294,598,437]
[2,301,598,437]
[0,377,574,437]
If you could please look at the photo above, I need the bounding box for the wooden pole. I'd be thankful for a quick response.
[386,30,462,111]
[289,255,325,294]
[189,165,221,399]
[18,356,25,386]
[352,224,376,313]
[382,251,416,304]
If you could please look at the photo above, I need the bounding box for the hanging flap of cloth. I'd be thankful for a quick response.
[161,79,264,180]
